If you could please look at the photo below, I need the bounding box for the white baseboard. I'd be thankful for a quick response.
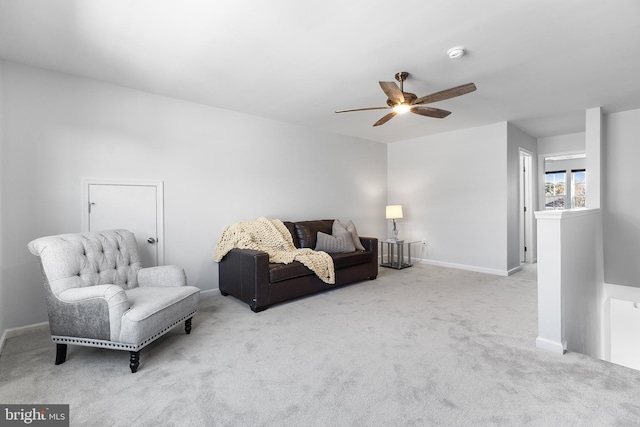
[507,265,523,276]
[199,288,219,297]
[536,336,567,354]
[417,258,512,277]
[0,330,6,356]
[0,322,49,355]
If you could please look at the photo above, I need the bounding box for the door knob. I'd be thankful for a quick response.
[147,237,157,244]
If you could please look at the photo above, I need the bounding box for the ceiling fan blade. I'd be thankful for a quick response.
[410,106,452,119]
[373,111,397,127]
[335,106,390,113]
[412,83,477,105]
[379,81,405,104]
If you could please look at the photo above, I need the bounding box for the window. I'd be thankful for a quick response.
[572,169,586,208]
[545,171,566,210]
[544,169,587,210]
[544,154,587,210]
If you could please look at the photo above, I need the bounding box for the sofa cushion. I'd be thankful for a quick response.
[269,261,315,283]
[315,232,356,253]
[269,249,373,284]
[331,251,374,269]
[293,220,333,249]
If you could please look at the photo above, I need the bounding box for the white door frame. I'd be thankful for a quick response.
[519,149,534,264]
[81,178,165,265]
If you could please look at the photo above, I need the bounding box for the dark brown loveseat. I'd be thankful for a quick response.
[218,220,378,312]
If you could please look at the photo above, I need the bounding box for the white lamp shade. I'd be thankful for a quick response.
[386,205,403,219]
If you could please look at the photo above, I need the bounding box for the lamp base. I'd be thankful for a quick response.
[390,219,399,242]
[385,238,404,243]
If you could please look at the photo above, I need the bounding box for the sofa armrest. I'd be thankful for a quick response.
[56,284,130,341]
[218,248,270,312]
[358,236,377,252]
[138,265,187,287]
[358,236,378,279]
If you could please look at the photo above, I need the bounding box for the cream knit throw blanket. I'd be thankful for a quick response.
[214,217,335,284]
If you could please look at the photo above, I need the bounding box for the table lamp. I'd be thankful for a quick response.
[386,205,403,241]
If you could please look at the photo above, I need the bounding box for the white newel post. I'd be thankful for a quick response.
[535,211,565,354]
[534,208,604,358]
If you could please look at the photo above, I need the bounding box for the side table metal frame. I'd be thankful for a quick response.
[380,240,416,270]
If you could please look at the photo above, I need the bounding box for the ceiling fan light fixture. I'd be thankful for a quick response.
[447,46,466,59]
[393,103,411,114]
[336,72,476,127]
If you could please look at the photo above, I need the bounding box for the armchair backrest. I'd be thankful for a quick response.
[28,229,142,296]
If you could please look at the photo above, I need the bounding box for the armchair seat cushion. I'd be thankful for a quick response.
[119,286,200,345]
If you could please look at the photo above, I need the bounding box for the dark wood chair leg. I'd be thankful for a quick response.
[129,351,140,373]
[55,344,67,365]
[185,317,192,334]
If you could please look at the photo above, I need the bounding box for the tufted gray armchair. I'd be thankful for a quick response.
[28,229,200,373]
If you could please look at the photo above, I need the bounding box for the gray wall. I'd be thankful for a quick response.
[544,157,586,173]
[603,109,640,287]
[0,60,5,338]
[386,122,537,276]
[538,132,585,157]
[387,122,513,275]
[0,61,388,329]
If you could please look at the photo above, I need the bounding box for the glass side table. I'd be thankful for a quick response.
[380,240,419,270]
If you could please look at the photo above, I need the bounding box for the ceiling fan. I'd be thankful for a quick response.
[335,72,476,127]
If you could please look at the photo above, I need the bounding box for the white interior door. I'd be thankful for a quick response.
[83,181,164,267]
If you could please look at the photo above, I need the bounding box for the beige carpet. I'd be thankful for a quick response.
[1,263,640,426]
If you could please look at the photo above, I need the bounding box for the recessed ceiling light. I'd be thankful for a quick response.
[447,46,466,59]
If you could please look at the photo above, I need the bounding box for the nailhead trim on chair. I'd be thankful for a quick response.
[51,310,197,352]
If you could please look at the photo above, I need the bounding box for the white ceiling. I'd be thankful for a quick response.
[1,0,639,143]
